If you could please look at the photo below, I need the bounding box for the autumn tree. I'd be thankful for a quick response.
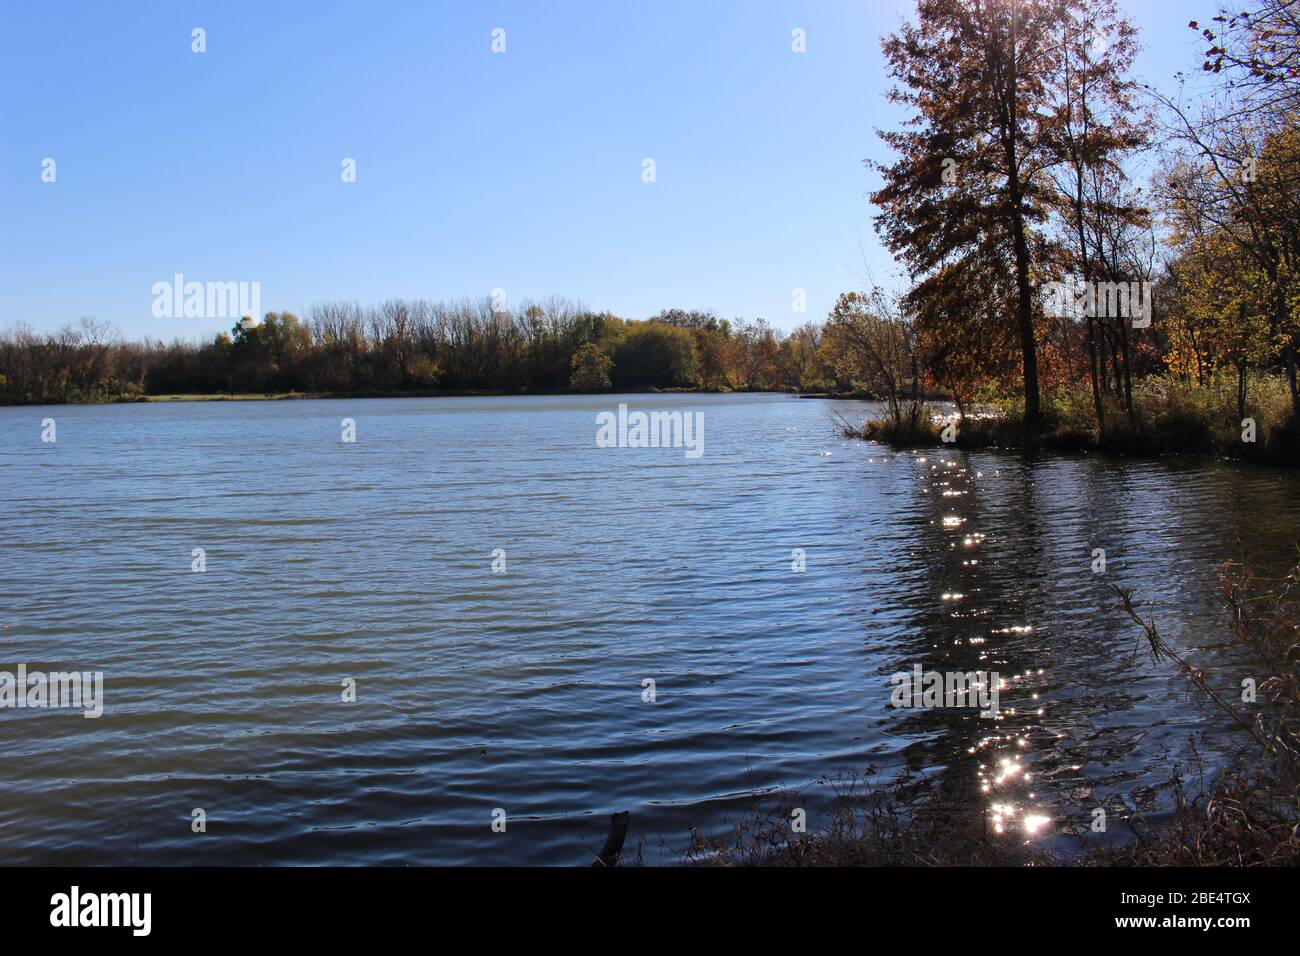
[611,322,700,389]
[569,342,614,391]
[1192,0,1300,117]
[911,254,1019,416]
[822,289,922,429]
[1157,104,1300,412]
[1155,4,1300,413]
[1042,0,1149,432]
[873,0,1078,429]
[1169,228,1275,418]
[782,321,834,391]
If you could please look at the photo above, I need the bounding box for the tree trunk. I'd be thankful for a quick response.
[1237,360,1247,423]
[1000,17,1041,432]
[1285,341,1299,415]
[1268,272,1299,416]
[1086,314,1106,437]
[1118,317,1134,418]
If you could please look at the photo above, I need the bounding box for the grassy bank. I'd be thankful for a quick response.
[138,392,313,402]
[847,375,1300,468]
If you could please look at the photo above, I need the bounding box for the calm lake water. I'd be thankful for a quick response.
[2,393,1298,865]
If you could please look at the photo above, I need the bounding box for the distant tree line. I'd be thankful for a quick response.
[0,301,840,404]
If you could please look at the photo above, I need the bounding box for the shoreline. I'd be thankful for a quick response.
[0,387,877,408]
[848,410,1300,470]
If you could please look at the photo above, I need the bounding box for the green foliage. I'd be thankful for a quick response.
[568,342,613,391]
[611,322,700,390]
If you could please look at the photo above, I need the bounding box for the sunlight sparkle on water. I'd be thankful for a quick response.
[1023,813,1051,836]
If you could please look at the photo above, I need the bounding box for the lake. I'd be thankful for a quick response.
[1,392,1297,864]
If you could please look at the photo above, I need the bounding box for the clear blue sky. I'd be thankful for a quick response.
[0,0,1211,342]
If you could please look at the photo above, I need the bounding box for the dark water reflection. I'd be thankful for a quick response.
[0,394,1296,864]
[885,445,1298,852]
